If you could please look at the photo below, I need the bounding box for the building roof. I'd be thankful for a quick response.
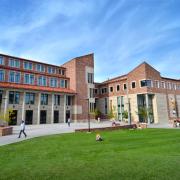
[0,53,66,69]
[0,82,76,94]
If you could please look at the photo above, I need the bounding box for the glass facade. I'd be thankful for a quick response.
[9,91,20,104]
[0,56,4,65]
[25,93,35,104]
[24,62,33,70]
[0,70,5,81]
[41,94,48,105]
[9,59,20,68]
[9,71,21,83]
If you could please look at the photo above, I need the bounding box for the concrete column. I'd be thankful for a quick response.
[4,90,8,116]
[37,92,41,124]
[64,94,66,123]
[145,94,150,124]
[51,94,54,124]
[22,92,25,120]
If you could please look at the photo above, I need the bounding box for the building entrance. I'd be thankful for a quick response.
[54,111,59,123]
[40,110,46,124]
[25,110,33,125]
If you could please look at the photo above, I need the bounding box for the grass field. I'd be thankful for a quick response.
[0,129,180,180]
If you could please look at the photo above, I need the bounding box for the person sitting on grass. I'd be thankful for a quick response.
[96,133,103,141]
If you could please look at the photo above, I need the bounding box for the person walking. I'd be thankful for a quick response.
[18,120,27,138]
[68,117,71,127]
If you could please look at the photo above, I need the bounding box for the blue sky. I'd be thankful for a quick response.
[0,0,180,82]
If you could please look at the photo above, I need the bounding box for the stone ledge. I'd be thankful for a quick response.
[75,124,137,132]
[0,126,13,136]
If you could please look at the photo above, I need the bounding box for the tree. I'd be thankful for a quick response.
[0,109,15,126]
[108,106,117,120]
[122,110,128,120]
[93,108,101,119]
[137,106,153,123]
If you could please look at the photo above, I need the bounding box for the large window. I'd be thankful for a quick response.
[38,76,47,86]
[9,59,20,68]
[131,82,136,88]
[48,67,56,74]
[9,91,20,104]
[0,70,5,81]
[89,88,94,98]
[116,85,120,91]
[105,98,108,114]
[24,74,35,84]
[117,96,124,121]
[59,69,65,75]
[24,62,33,70]
[25,93,35,104]
[60,79,67,88]
[110,86,113,92]
[101,87,107,94]
[54,95,60,105]
[66,96,71,106]
[87,73,94,83]
[9,71,21,83]
[50,78,57,87]
[41,94,48,105]
[0,56,4,65]
[36,64,45,72]
[140,80,152,87]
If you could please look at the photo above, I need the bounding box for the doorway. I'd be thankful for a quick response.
[25,110,33,125]
[54,111,59,123]
[8,110,17,125]
[40,110,46,124]
[66,110,70,123]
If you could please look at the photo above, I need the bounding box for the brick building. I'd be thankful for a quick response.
[0,53,94,125]
[0,53,179,125]
[95,62,180,124]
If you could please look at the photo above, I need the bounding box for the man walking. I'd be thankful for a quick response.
[18,120,27,138]
[68,117,71,127]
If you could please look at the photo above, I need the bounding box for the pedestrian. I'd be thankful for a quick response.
[18,120,27,138]
[68,117,71,127]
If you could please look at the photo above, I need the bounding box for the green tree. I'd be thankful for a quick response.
[92,108,101,119]
[0,109,15,126]
[108,106,117,120]
[137,106,153,123]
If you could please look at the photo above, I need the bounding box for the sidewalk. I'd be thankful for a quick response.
[0,121,112,146]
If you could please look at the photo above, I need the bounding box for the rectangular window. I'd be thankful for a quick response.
[50,78,57,87]
[0,70,5,81]
[154,80,160,88]
[24,74,35,84]
[117,85,120,91]
[110,86,113,92]
[87,73,94,83]
[25,93,35,104]
[90,102,94,112]
[48,67,56,74]
[38,76,47,86]
[60,79,65,88]
[24,62,33,70]
[9,59,20,68]
[66,96,71,106]
[131,82,136,88]
[36,64,45,72]
[101,87,107,94]
[140,80,152,87]
[9,71,21,83]
[89,88,94,98]
[59,69,65,75]
[123,84,127,90]
[54,95,60,105]
[41,94,48,105]
[9,91,20,104]
[161,81,165,89]
[0,56,4,65]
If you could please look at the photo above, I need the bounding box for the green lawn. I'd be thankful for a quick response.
[0,129,180,180]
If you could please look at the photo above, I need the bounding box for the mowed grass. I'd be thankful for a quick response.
[0,129,180,180]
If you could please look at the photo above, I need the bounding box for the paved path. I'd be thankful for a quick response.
[0,121,113,146]
[1,122,179,146]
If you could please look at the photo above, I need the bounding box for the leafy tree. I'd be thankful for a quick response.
[122,110,128,120]
[0,109,15,126]
[137,106,153,123]
[108,106,117,120]
[92,108,101,119]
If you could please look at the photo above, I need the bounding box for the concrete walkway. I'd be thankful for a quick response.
[0,121,113,146]
[1,122,179,146]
